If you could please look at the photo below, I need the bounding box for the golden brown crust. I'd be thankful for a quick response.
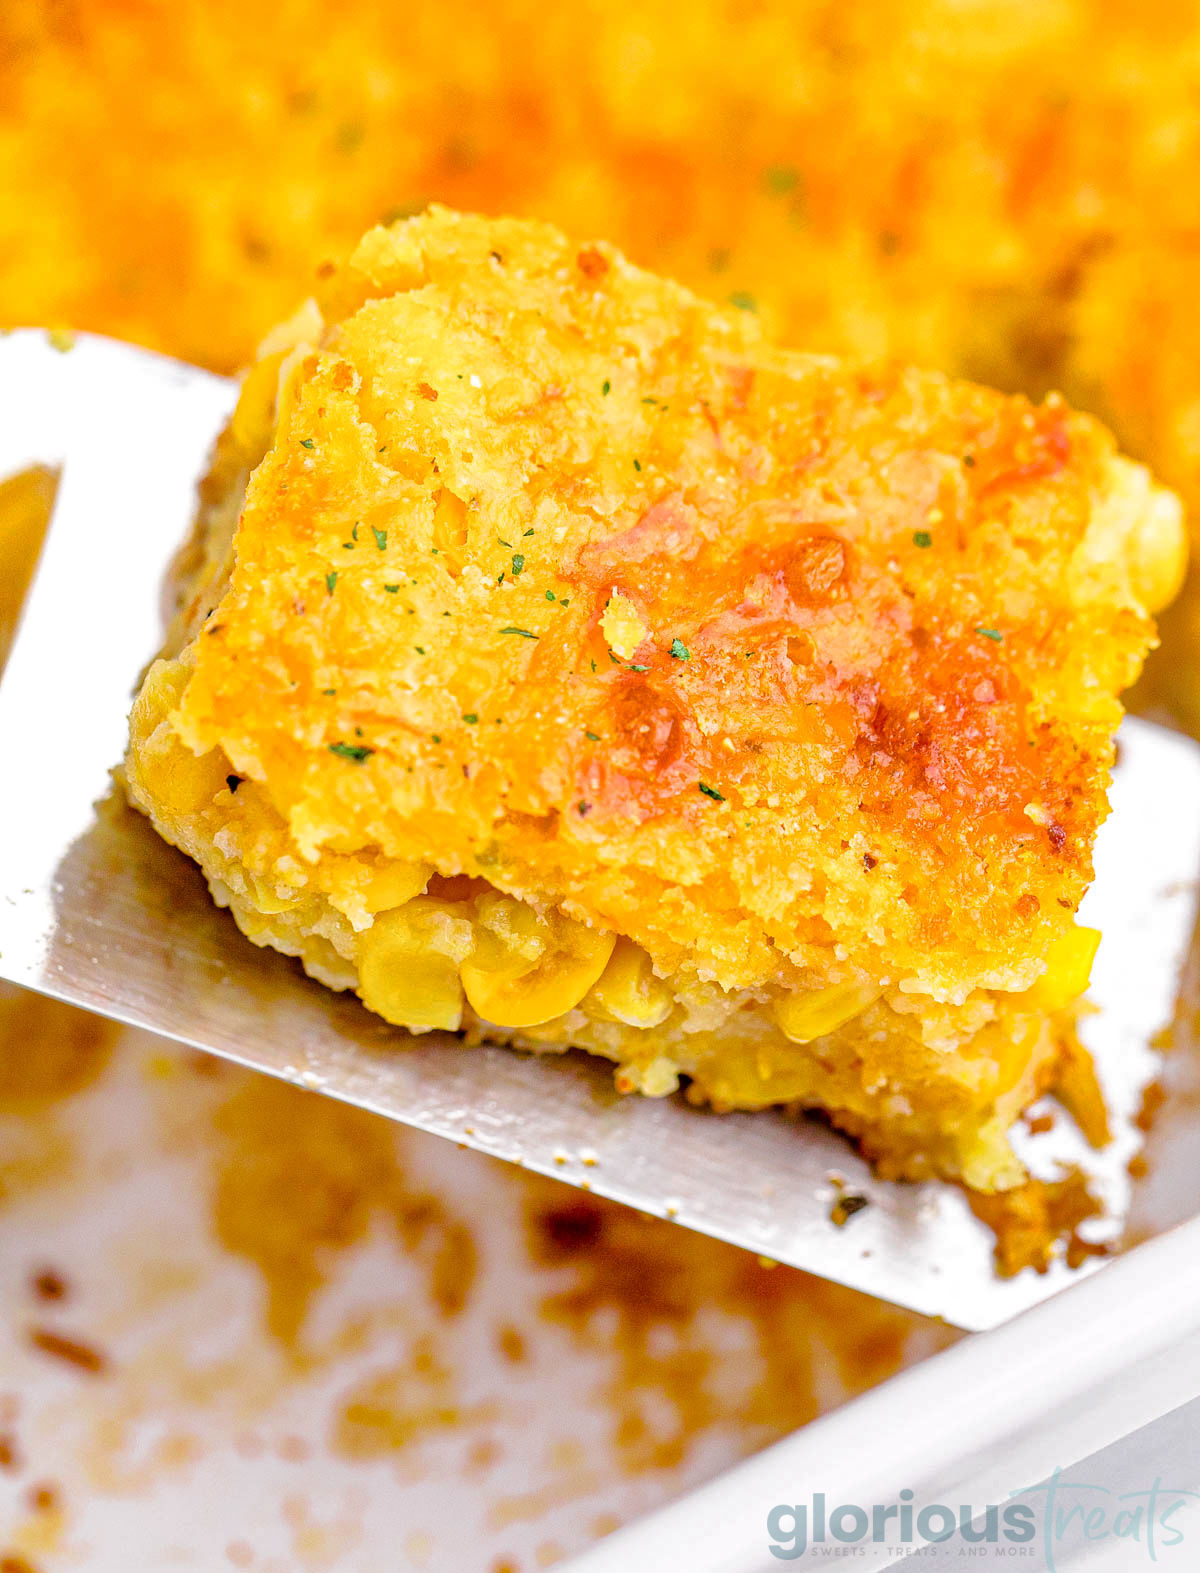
[167,209,1163,997]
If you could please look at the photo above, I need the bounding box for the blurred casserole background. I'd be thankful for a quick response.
[2,0,1200,1565]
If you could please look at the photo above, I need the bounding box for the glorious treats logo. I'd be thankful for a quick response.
[767,1471,1197,1564]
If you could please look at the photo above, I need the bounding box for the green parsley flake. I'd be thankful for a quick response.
[500,626,538,639]
[633,459,641,471]
[415,645,426,654]
[670,638,690,660]
[601,379,611,396]
[976,626,1003,642]
[698,782,726,802]
[300,437,315,449]
[585,730,600,742]
[329,742,373,762]
[351,523,360,542]
[512,553,525,575]
[372,526,387,551]
[523,528,535,537]
[325,571,338,595]
[627,663,649,672]
[913,530,933,549]
[383,583,400,593]
[729,291,757,312]
[545,589,556,601]
[463,712,479,724]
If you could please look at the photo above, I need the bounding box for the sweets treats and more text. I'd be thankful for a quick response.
[122,207,1184,1206]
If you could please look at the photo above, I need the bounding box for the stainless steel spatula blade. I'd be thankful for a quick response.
[2,328,1198,1331]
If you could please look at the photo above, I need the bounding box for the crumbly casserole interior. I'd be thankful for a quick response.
[125,208,1185,1194]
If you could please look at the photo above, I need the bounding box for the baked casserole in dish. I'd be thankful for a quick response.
[124,207,1185,1197]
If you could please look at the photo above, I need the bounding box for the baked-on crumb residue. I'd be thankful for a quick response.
[210,1076,477,1348]
[522,1179,954,1472]
[200,1065,951,1478]
[27,1328,107,1376]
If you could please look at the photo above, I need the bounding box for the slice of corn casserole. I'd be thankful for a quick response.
[124,207,1186,1194]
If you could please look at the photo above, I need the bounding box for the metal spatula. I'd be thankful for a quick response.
[3,328,1198,1331]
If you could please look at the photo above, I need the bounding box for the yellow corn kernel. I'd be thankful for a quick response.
[600,589,647,660]
[587,938,672,1028]
[358,897,473,1032]
[128,659,229,817]
[431,487,469,574]
[1131,484,1187,615]
[233,906,274,941]
[229,349,286,456]
[1029,925,1101,1011]
[128,656,187,738]
[960,1117,1027,1194]
[256,295,324,358]
[247,874,302,914]
[774,980,882,1045]
[322,828,371,854]
[139,740,230,820]
[616,1055,680,1097]
[362,861,433,914]
[460,893,615,1028]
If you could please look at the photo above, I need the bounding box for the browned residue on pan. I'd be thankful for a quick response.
[521,1177,950,1475]
[970,1169,1107,1277]
[0,988,115,1115]
[210,1075,478,1348]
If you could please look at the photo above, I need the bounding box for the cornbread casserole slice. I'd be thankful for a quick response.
[124,208,1185,1195]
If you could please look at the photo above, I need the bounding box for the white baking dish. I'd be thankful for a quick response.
[562,1211,1200,1569]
